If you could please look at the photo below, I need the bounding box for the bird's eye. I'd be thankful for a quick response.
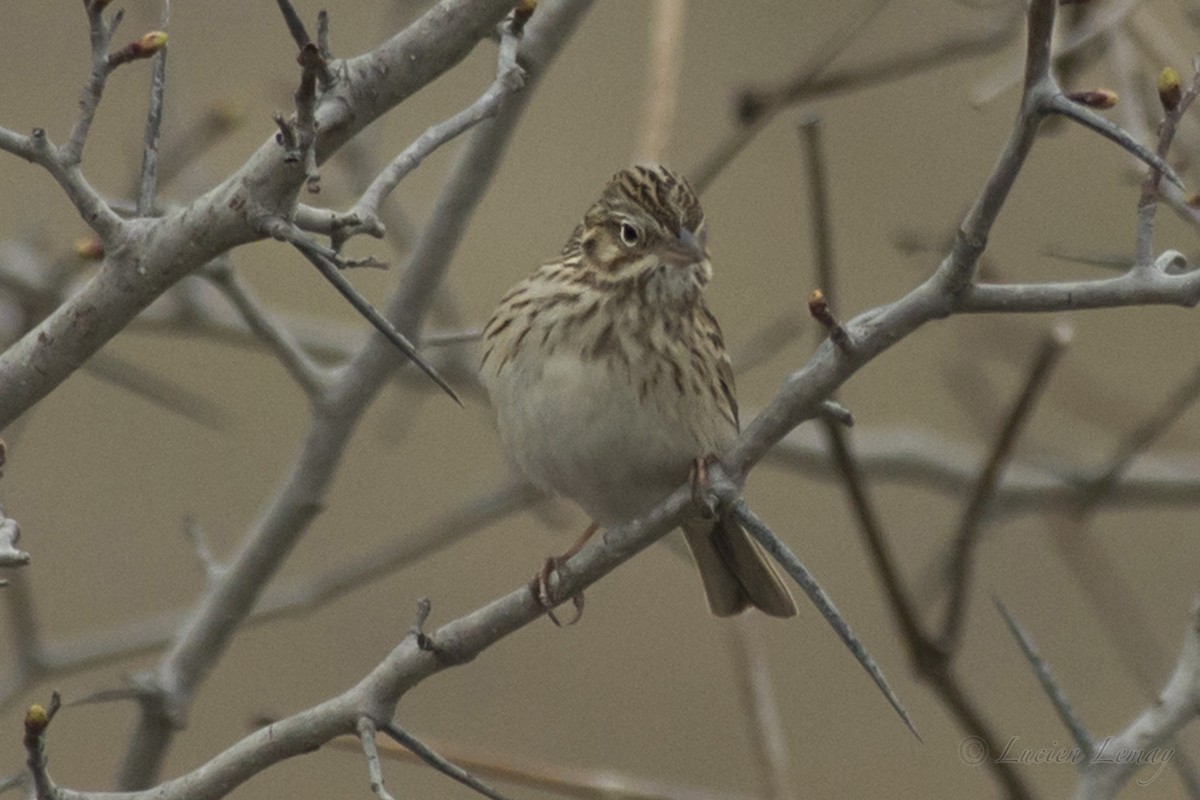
[619,222,640,247]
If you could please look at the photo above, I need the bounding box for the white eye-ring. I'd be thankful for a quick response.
[619,221,640,246]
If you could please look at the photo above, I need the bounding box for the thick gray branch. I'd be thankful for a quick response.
[0,0,518,433]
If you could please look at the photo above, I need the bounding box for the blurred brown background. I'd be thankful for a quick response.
[1,0,1198,797]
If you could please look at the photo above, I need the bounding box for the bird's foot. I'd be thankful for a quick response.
[531,521,597,626]
[689,454,720,519]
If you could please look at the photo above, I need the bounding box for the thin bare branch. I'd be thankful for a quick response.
[956,258,1200,312]
[634,0,684,162]
[0,481,538,712]
[357,718,397,800]
[332,731,758,800]
[1078,362,1200,511]
[1043,93,1183,190]
[1072,598,1200,800]
[380,722,512,800]
[940,325,1071,649]
[726,617,793,800]
[0,128,34,161]
[1135,61,1200,265]
[4,572,43,682]
[969,0,1139,107]
[691,1,1019,193]
[202,261,331,399]
[766,426,1200,521]
[182,516,224,586]
[86,351,233,430]
[156,104,245,190]
[322,17,527,244]
[275,0,311,48]
[0,512,27,569]
[22,693,60,800]
[64,5,122,165]
[0,0,526,430]
[136,1,171,216]
[994,599,1094,757]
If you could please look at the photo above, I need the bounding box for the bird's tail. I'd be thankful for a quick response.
[682,515,797,618]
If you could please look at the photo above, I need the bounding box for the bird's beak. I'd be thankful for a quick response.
[664,227,708,268]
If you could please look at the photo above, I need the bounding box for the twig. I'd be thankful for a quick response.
[0,773,26,794]
[634,0,684,162]
[301,137,416,252]
[726,616,793,800]
[692,0,897,192]
[316,10,332,62]
[731,499,917,739]
[202,261,331,399]
[1042,92,1183,190]
[798,115,835,304]
[85,351,233,430]
[105,31,168,74]
[15,129,126,243]
[357,718,397,800]
[155,103,245,190]
[794,114,941,757]
[0,513,28,569]
[1077,361,1200,511]
[332,730,758,800]
[322,17,527,244]
[64,4,123,165]
[818,421,925,646]
[183,516,224,585]
[1045,513,1200,796]
[766,426,1200,521]
[380,722,511,800]
[690,1,1019,192]
[940,325,1071,650]
[955,256,1200,312]
[814,412,1036,797]
[275,0,311,48]
[136,1,171,216]
[5,572,43,683]
[293,43,324,192]
[994,599,1094,758]
[799,116,853,357]
[0,481,540,712]
[1072,597,1200,800]
[1135,60,1200,266]
[23,693,60,800]
[969,0,1139,107]
[819,399,853,427]
[1103,28,1156,166]
[0,127,35,162]
[252,479,542,620]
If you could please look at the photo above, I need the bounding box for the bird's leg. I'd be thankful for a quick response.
[689,454,719,519]
[533,522,598,626]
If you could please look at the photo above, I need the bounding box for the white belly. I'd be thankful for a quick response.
[487,347,725,525]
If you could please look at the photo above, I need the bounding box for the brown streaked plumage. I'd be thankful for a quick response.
[481,165,796,618]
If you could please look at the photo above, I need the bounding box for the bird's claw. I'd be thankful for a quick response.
[532,521,598,626]
[534,557,585,626]
[690,454,720,519]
